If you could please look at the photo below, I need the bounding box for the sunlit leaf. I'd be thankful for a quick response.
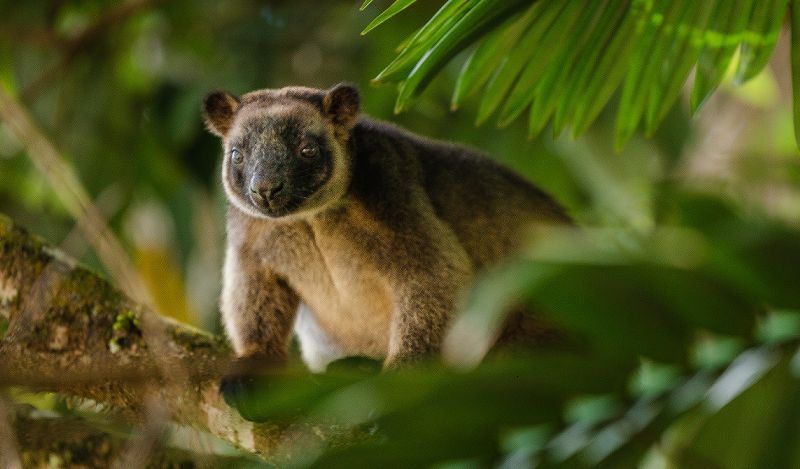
[374,0,473,83]
[395,0,530,112]
[475,0,568,125]
[644,1,715,134]
[451,2,540,109]
[369,0,798,148]
[735,0,789,84]
[615,0,690,150]
[571,1,646,135]
[553,0,629,134]
[361,0,418,35]
[690,0,755,112]
[528,1,605,137]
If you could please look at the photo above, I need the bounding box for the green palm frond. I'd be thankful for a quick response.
[363,0,796,149]
[361,0,418,34]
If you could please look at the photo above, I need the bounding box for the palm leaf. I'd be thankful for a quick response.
[735,0,789,83]
[373,0,472,83]
[394,0,530,112]
[615,0,688,149]
[552,0,629,134]
[571,1,644,136]
[644,1,715,134]
[451,2,540,110]
[527,0,609,137]
[365,0,798,149]
[361,0,418,35]
[690,0,755,112]
[477,3,578,124]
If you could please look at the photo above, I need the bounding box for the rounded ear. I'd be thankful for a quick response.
[323,83,360,130]
[203,90,240,137]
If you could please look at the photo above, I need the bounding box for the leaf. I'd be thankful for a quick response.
[690,0,755,112]
[571,0,648,136]
[368,0,800,148]
[679,353,796,469]
[644,1,715,134]
[361,0,418,35]
[451,2,540,109]
[528,265,695,362]
[443,259,561,368]
[312,356,632,468]
[395,0,530,112]
[475,0,569,125]
[373,0,473,83]
[640,268,757,336]
[615,0,691,150]
[360,0,373,11]
[669,193,800,311]
[527,0,608,137]
[734,0,789,84]
[552,0,629,134]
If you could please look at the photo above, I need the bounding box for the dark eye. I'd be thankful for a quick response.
[299,144,318,159]
[231,148,243,165]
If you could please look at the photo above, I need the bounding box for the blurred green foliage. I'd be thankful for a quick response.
[1,1,800,468]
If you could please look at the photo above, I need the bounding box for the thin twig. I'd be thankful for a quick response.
[0,87,151,305]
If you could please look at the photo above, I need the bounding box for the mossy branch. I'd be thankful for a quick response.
[0,214,327,461]
[3,402,253,468]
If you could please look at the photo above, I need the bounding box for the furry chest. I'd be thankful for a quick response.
[282,234,394,357]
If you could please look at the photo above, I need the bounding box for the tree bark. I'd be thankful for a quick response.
[0,214,330,462]
[3,401,251,468]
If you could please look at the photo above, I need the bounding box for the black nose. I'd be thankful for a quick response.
[250,182,283,204]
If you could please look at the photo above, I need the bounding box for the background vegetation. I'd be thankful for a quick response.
[1,1,799,467]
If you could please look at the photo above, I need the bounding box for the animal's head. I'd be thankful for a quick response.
[203,83,359,219]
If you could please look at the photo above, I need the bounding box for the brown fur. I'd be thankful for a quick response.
[204,84,570,370]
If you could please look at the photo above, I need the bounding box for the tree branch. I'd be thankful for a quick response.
[0,214,333,461]
[5,402,253,468]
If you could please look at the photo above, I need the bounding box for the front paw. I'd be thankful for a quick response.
[219,372,256,410]
[218,356,285,422]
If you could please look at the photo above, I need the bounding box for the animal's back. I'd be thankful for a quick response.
[355,118,570,269]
